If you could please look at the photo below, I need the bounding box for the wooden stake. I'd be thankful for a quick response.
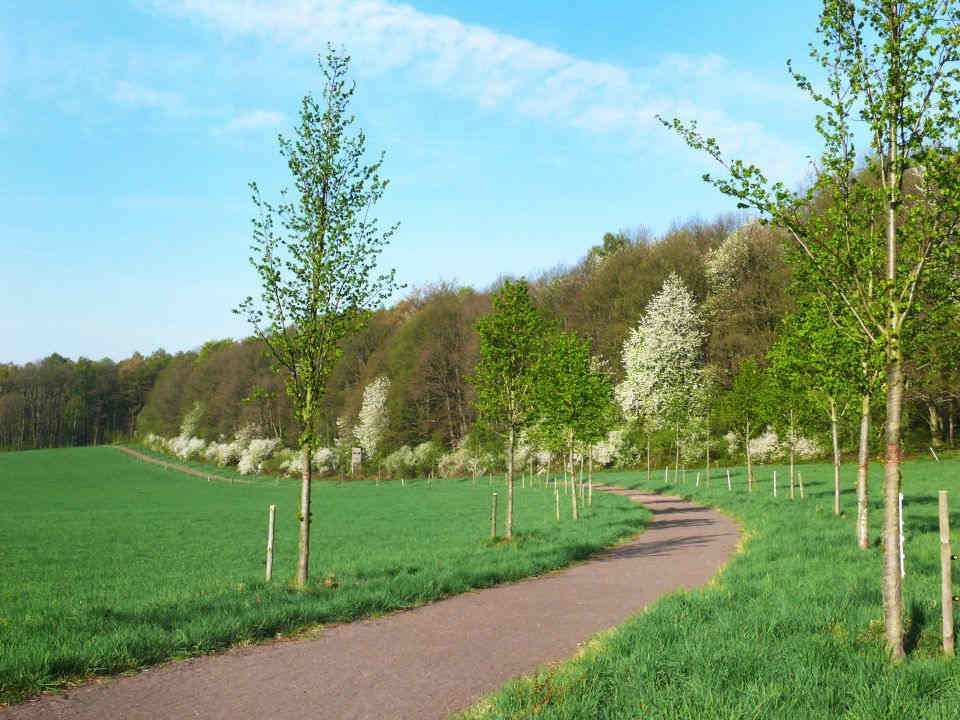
[727,468,731,491]
[555,486,560,521]
[491,492,498,538]
[799,471,805,499]
[773,470,777,498]
[265,504,276,583]
[931,447,941,462]
[939,491,954,656]
[696,471,700,487]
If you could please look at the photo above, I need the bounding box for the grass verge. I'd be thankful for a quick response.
[0,446,645,705]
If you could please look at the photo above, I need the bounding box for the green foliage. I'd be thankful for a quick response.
[718,358,769,441]
[470,279,550,440]
[235,47,400,452]
[0,446,644,704]
[537,330,613,447]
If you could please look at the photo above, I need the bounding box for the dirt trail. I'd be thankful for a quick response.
[2,487,738,720]
[113,446,257,484]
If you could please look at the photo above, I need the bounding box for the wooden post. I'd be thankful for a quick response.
[773,470,777,498]
[939,491,954,656]
[696,471,700,487]
[555,486,560,521]
[491,492,498,539]
[931,447,941,462]
[727,468,731,491]
[799,471,805,499]
[265,504,276,583]
[571,477,579,520]
[664,466,668,484]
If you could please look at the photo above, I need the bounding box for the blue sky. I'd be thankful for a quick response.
[2,0,827,364]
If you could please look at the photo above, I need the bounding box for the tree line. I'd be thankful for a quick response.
[2,216,956,459]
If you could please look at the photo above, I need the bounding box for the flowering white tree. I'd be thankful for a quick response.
[353,376,390,459]
[616,273,705,478]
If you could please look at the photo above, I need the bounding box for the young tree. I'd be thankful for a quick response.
[537,330,614,518]
[470,279,550,538]
[236,48,400,588]
[353,376,390,459]
[616,272,705,482]
[718,358,768,490]
[665,0,960,659]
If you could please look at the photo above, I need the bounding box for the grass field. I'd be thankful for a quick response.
[0,446,645,705]
[465,458,960,719]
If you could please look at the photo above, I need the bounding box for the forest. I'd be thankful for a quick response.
[1,212,955,467]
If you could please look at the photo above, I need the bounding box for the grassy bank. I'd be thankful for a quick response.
[0,447,645,705]
[466,459,960,719]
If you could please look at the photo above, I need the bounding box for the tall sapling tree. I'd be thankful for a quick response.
[236,47,400,588]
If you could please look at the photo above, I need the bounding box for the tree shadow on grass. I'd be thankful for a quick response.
[905,599,928,655]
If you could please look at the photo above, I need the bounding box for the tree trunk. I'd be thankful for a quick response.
[296,445,312,588]
[789,409,795,500]
[705,431,711,488]
[507,426,515,538]
[830,396,841,516]
[928,402,944,448]
[570,432,578,520]
[646,436,651,485]
[674,423,680,484]
[882,111,905,660]
[883,340,906,660]
[857,393,871,550]
[588,450,593,506]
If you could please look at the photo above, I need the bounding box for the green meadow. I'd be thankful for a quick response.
[466,458,960,719]
[0,446,644,705]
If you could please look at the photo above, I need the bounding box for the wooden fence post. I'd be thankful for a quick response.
[491,492,498,539]
[265,504,276,583]
[940,490,955,656]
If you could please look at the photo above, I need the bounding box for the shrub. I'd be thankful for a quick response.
[238,438,280,475]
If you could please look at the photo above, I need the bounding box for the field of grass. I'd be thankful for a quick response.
[466,458,960,719]
[0,446,645,705]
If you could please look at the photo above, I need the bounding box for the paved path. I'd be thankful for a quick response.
[2,487,739,720]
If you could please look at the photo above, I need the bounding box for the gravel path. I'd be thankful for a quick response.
[2,486,739,720]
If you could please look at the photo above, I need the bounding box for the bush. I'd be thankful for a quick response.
[238,438,280,475]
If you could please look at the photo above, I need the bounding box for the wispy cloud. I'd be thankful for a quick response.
[112,80,184,113]
[152,0,811,180]
[211,109,285,136]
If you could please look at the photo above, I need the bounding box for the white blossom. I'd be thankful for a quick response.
[793,436,823,459]
[748,427,781,463]
[179,402,204,438]
[280,446,339,476]
[353,376,391,458]
[616,273,705,425]
[384,445,415,476]
[168,434,207,461]
[238,437,280,475]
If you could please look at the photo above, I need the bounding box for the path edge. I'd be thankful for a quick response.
[454,483,747,720]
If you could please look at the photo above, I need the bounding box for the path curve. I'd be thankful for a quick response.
[2,487,739,720]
